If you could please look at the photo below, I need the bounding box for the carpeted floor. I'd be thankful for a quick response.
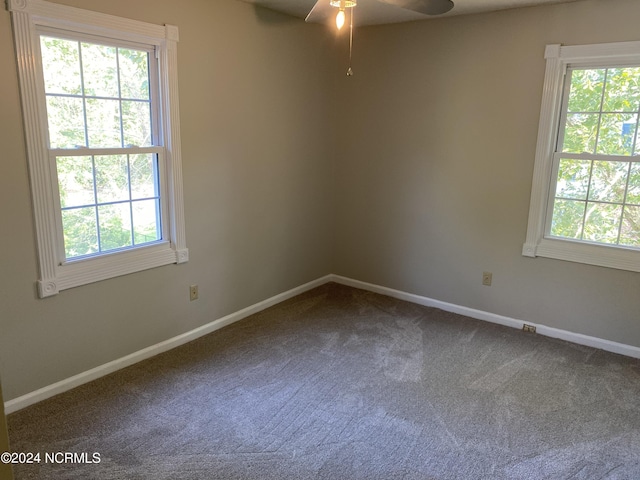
[7,282,640,479]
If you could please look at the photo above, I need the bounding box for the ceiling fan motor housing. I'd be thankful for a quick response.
[330,0,357,8]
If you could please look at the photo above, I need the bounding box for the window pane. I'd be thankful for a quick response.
[596,113,637,156]
[567,69,605,113]
[86,98,121,147]
[95,155,129,203]
[550,199,585,239]
[81,42,118,98]
[132,199,160,244]
[98,203,132,251]
[620,206,640,247]
[562,113,598,154]
[627,163,640,205]
[46,96,86,148]
[588,161,628,203]
[122,101,152,147]
[119,48,150,100]
[62,207,98,258]
[130,154,158,199]
[556,158,591,200]
[56,156,94,208]
[40,37,81,95]
[602,67,640,112]
[583,203,623,244]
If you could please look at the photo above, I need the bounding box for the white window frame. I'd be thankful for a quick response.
[9,0,188,297]
[523,42,640,272]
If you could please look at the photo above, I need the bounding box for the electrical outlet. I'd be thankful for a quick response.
[189,284,199,301]
[482,272,492,286]
[523,324,536,333]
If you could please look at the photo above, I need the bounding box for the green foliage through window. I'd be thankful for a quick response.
[41,36,152,149]
[57,154,161,259]
[41,34,162,260]
[550,67,640,248]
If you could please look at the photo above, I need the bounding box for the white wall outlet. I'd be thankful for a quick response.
[189,284,198,301]
[482,272,492,286]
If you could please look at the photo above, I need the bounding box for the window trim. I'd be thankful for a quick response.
[9,0,188,297]
[523,42,640,272]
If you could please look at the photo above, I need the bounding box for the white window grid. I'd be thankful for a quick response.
[545,65,640,249]
[50,149,167,263]
[38,28,160,150]
[38,29,169,262]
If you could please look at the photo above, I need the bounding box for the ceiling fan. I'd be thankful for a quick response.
[305,0,454,76]
[305,0,454,24]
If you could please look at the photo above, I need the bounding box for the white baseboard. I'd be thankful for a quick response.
[4,275,333,414]
[329,274,640,360]
[6,273,639,413]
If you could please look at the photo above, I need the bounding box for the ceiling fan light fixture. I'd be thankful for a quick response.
[326,0,357,75]
[305,0,454,78]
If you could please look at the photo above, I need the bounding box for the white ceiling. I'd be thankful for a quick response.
[240,0,584,26]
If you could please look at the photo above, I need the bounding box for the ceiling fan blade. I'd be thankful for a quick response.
[378,0,453,16]
[305,0,334,24]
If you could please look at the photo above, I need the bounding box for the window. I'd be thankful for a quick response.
[43,35,163,260]
[9,0,188,297]
[524,42,640,272]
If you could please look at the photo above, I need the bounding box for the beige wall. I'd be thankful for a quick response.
[2,0,640,406]
[0,0,335,401]
[333,0,640,346]
[0,380,13,480]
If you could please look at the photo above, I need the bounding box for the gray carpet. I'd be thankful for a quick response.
[7,282,640,479]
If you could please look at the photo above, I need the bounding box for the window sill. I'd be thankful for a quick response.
[523,237,640,272]
[39,243,189,297]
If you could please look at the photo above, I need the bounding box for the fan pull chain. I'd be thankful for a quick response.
[346,6,354,76]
